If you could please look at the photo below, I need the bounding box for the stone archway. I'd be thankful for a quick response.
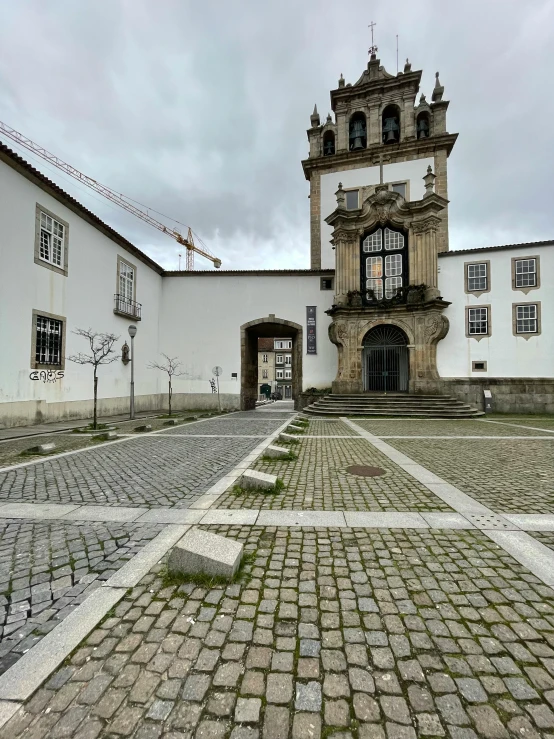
[240,316,303,411]
[362,325,409,392]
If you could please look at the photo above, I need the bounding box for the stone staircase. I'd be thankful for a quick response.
[302,393,483,418]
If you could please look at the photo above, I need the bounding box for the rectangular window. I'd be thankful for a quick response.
[516,304,538,334]
[320,277,334,290]
[472,361,487,372]
[262,354,268,363]
[467,263,488,292]
[119,261,135,299]
[285,355,292,365]
[276,355,284,364]
[515,258,537,288]
[391,182,407,198]
[39,211,64,267]
[345,190,359,210]
[35,315,63,366]
[468,307,489,335]
[262,369,268,378]
[276,369,283,379]
[285,369,292,379]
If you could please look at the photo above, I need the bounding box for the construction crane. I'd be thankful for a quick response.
[0,120,221,270]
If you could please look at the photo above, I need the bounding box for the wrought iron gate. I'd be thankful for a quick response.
[363,325,408,392]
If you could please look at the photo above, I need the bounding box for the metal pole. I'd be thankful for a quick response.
[130,335,135,419]
[216,374,221,412]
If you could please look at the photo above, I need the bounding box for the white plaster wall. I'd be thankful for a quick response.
[159,274,337,395]
[437,245,554,377]
[320,158,433,269]
[0,159,163,419]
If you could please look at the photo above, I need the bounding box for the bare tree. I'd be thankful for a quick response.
[68,329,120,429]
[148,354,184,416]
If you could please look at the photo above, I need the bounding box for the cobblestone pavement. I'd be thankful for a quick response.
[0,519,162,675]
[216,439,452,511]
[303,420,358,436]
[355,420,547,437]
[6,525,554,739]
[0,435,102,469]
[160,418,289,437]
[482,418,554,432]
[529,532,554,553]
[0,436,262,508]
[386,438,554,514]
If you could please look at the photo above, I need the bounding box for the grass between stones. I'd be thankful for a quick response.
[159,550,257,589]
[262,450,297,461]
[231,478,285,496]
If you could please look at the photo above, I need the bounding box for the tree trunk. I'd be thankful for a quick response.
[168,377,172,416]
[93,370,98,429]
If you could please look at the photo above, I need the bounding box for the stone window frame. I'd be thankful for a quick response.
[512,301,541,340]
[262,354,268,363]
[116,255,138,302]
[320,276,334,290]
[511,255,540,294]
[344,188,360,210]
[262,369,268,379]
[472,360,487,372]
[30,309,67,370]
[34,203,69,277]
[389,180,410,201]
[464,260,490,297]
[465,304,491,341]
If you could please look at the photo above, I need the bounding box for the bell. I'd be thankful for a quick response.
[385,129,396,143]
[351,136,364,150]
[417,119,429,139]
[324,140,335,155]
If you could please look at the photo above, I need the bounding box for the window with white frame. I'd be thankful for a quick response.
[39,211,65,267]
[262,369,268,378]
[468,307,489,335]
[276,355,284,364]
[516,304,538,334]
[362,227,406,302]
[262,354,268,363]
[119,261,135,300]
[284,355,292,365]
[285,369,292,379]
[515,259,537,288]
[35,315,63,366]
[276,369,284,379]
[467,263,488,292]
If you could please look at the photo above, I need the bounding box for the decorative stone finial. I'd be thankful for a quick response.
[432,71,444,102]
[336,182,346,208]
[423,165,436,197]
[310,104,320,127]
[419,93,427,105]
[338,73,345,88]
[404,58,411,73]
[326,113,332,124]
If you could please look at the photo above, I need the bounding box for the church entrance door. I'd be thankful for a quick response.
[363,325,408,392]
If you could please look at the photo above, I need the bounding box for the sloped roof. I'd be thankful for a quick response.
[439,240,554,257]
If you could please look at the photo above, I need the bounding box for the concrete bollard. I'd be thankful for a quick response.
[264,444,291,459]
[240,470,278,491]
[27,442,56,454]
[168,528,243,580]
[134,425,152,432]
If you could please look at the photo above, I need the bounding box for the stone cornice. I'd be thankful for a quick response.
[301,133,458,181]
[326,297,451,318]
[330,70,422,111]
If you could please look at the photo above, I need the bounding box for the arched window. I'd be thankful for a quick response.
[349,112,367,151]
[416,112,430,139]
[361,226,407,302]
[382,104,400,144]
[323,130,335,156]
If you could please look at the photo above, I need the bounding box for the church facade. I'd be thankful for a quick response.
[0,55,553,428]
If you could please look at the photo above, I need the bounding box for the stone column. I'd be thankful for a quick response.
[403,95,415,139]
[368,104,381,146]
[434,148,449,253]
[409,221,439,299]
[336,106,348,152]
[309,175,321,269]
[334,237,360,305]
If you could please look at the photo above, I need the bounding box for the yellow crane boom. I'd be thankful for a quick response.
[0,120,221,270]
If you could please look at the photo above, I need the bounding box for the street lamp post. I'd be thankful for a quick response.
[128,324,137,419]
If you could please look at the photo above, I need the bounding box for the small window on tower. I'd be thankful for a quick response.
[391,182,407,199]
[345,190,359,210]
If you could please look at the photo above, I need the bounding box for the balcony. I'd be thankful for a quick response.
[114,294,142,320]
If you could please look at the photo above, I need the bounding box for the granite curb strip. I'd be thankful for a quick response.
[478,418,554,434]
[485,529,554,589]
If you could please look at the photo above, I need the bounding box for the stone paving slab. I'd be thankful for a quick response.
[0,519,162,675]
[216,438,452,512]
[0,435,262,508]
[343,512,429,528]
[5,525,554,739]
[385,438,554,514]
[356,419,549,437]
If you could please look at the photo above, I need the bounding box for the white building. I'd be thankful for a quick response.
[0,52,553,427]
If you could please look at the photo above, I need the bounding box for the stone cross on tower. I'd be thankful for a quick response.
[368,21,378,59]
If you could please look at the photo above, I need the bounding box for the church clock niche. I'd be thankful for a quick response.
[349,112,367,150]
[361,226,408,304]
[382,104,400,144]
[323,130,335,156]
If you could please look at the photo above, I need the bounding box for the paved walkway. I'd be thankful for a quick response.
[0,408,554,737]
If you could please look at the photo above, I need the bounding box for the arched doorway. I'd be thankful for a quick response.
[363,325,408,392]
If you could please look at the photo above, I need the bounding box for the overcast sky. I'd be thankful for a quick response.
[1,0,553,271]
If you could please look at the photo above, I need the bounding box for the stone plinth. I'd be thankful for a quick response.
[168,528,243,580]
[264,445,291,459]
[240,470,278,491]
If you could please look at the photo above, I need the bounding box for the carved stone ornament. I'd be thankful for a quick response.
[424,314,449,343]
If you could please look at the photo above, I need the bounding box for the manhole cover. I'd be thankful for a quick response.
[346,465,385,477]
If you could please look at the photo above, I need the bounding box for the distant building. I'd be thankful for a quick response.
[274,339,293,399]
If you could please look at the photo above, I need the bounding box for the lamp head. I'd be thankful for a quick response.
[128,325,137,338]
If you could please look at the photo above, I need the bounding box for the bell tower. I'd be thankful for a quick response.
[302,50,457,269]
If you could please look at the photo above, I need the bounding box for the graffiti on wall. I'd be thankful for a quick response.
[29,370,64,383]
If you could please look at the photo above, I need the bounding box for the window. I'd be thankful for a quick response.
[320,277,334,290]
[262,369,268,379]
[262,354,268,363]
[276,355,284,364]
[276,369,284,379]
[465,262,490,294]
[361,227,406,302]
[119,261,134,299]
[515,303,539,335]
[115,257,141,319]
[285,355,292,365]
[513,257,539,291]
[345,190,359,210]
[472,361,487,372]
[391,182,407,199]
[467,307,489,336]
[285,369,292,379]
[34,205,69,276]
[31,310,66,369]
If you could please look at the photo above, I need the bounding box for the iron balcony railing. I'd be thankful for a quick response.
[114,294,142,320]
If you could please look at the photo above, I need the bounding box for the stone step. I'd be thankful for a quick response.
[303,406,483,418]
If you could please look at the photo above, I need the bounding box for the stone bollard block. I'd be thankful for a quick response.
[93,431,117,441]
[134,425,152,432]
[163,419,177,426]
[279,432,299,443]
[168,528,243,580]
[240,469,278,491]
[287,424,304,432]
[27,442,56,454]
[264,444,291,459]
